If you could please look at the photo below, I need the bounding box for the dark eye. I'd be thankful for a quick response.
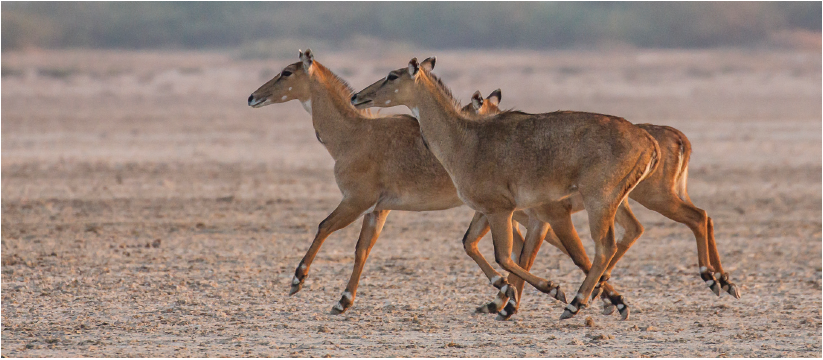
[281,70,292,77]
[387,73,398,81]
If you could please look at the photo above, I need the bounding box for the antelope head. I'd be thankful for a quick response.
[351,57,436,109]
[462,89,502,116]
[247,49,313,108]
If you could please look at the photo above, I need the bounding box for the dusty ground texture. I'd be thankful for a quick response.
[2,48,821,357]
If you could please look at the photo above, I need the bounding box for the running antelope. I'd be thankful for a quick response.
[351,57,661,320]
[464,88,741,320]
[246,50,568,315]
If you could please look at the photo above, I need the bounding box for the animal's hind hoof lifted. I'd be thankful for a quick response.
[551,286,567,304]
[717,273,741,299]
[617,303,630,320]
[602,304,616,315]
[289,283,303,296]
[725,283,741,299]
[701,271,721,296]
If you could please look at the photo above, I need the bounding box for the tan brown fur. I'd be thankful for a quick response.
[248,51,542,315]
[352,58,660,319]
[467,89,738,318]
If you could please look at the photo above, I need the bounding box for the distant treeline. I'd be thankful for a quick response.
[3,2,820,50]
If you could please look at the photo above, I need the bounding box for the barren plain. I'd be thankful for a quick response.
[1,48,821,357]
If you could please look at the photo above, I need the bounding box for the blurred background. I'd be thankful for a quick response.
[3,2,821,52]
[2,3,821,357]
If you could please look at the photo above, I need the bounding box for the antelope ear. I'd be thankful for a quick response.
[421,57,436,71]
[471,91,484,110]
[300,48,314,69]
[408,58,420,76]
[487,88,502,106]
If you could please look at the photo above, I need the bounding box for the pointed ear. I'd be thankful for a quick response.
[300,48,314,70]
[298,49,303,59]
[471,91,484,110]
[421,57,436,71]
[487,88,502,106]
[408,58,420,76]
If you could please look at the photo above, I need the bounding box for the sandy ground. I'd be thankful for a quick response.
[1,48,821,357]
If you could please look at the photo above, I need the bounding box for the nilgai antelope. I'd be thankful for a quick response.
[465,89,741,320]
[351,57,661,319]
[246,50,567,315]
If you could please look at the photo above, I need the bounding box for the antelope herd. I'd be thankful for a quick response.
[247,49,741,321]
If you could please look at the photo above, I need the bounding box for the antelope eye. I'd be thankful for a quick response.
[387,73,398,81]
[281,70,292,77]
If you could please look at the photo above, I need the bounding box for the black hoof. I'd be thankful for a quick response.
[602,293,629,320]
[717,273,741,299]
[617,303,630,320]
[602,303,616,315]
[330,303,347,315]
[552,286,567,304]
[475,300,502,314]
[701,271,721,296]
[496,299,518,321]
[289,282,303,296]
[600,294,615,315]
[559,298,585,320]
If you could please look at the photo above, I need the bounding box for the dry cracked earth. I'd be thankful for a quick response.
[1,49,821,357]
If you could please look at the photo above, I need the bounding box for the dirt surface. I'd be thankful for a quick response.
[2,48,821,357]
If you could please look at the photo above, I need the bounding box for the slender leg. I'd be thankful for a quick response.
[560,202,618,320]
[330,210,390,314]
[635,193,720,296]
[462,212,506,288]
[496,218,566,320]
[597,200,643,319]
[290,199,373,295]
[486,212,561,298]
[706,216,740,298]
[530,202,631,319]
[465,212,533,314]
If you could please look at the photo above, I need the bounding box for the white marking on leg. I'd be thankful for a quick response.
[492,295,505,308]
[705,280,715,286]
[333,303,345,311]
[300,263,307,271]
[500,285,509,294]
[602,297,612,305]
[566,304,578,312]
[617,304,625,310]
[490,275,502,286]
[575,292,585,300]
[499,309,507,317]
[292,276,300,285]
[342,291,353,301]
[300,100,312,115]
[549,288,557,297]
[700,266,708,273]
